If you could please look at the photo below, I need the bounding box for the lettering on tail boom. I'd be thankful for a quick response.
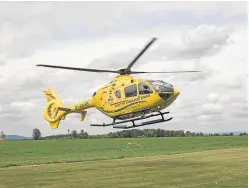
[74,101,91,111]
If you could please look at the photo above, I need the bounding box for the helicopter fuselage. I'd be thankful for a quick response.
[92,75,180,120]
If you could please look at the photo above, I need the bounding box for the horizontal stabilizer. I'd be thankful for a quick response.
[80,111,87,122]
[58,107,71,112]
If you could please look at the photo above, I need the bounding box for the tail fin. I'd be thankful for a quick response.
[43,88,91,129]
[43,88,66,129]
[44,88,61,103]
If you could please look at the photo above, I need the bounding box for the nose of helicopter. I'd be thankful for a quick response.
[173,88,180,96]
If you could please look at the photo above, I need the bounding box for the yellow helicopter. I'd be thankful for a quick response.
[37,37,200,129]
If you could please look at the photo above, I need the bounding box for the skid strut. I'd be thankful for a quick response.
[90,111,172,129]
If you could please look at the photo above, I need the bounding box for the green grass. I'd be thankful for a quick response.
[0,136,247,188]
[0,136,247,168]
[0,148,247,188]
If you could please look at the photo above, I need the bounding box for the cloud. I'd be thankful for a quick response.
[0,2,246,61]
[151,25,232,61]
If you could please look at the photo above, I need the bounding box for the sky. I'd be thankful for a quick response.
[0,1,247,137]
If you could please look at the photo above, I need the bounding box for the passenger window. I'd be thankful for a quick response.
[138,82,153,95]
[115,90,121,99]
[124,84,137,98]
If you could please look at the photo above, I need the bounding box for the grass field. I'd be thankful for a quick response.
[0,136,247,188]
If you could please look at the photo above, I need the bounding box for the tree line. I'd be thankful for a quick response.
[32,128,248,140]
[41,129,89,140]
[0,129,247,141]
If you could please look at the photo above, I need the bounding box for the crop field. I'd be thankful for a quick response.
[0,136,247,188]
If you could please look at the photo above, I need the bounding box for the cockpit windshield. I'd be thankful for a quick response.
[148,80,173,93]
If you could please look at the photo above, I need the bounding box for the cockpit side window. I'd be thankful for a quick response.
[115,90,121,99]
[138,82,153,95]
[124,84,137,98]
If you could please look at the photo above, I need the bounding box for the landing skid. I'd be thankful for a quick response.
[90,111,173,129]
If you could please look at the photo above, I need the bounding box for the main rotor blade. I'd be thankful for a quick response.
[124,37,157,73]
[36,64,120,74]
[129,70,201,74]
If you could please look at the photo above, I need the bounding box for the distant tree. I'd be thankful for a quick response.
[180,130,185,137]
[84,131,89,139]
[155,129,162,137]
[240,133,243,136]
[80,130,89,139]
[32,128,41,140]
[68,129,70,135]
[149,130,155,137]
[164,130,169,137]
[0,131,6,139]
[80,130,85,139]
[122,130,131,138]
[185,131,191,137]
[71,130,77,139]
[243,132,247,136]
[230,132,233,136]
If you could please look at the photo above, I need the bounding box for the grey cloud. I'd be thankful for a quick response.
[202,97,247,118]
[173,90,247,125]
[201,108,224,115]
[232,110,248,118]
[0,2,245,61]
[87,48,146,70]
[217,76,246,89]
[152,25,232,61]
[170,66,213,83]
[196,114,224,124]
